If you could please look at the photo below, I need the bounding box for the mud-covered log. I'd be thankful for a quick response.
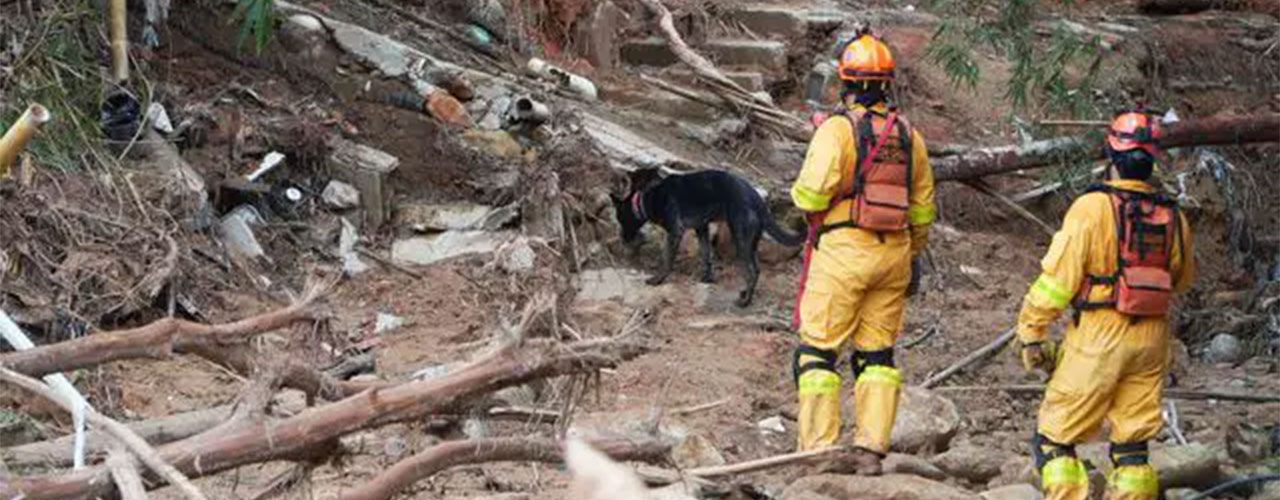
[0,291,323,379]
[341,436,669,500]
[932,113,1280,182]
[1137,0,1280,16]
[2,406,232,469]
[0,338,646,500]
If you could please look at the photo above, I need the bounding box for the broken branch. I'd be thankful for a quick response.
[962,179,1056,237]
[0,336,647,500]
[0,367,209,500]
[0,284,325,378]
[341,436,668,500]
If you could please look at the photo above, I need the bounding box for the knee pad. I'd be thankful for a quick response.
[1031,433,1077,469]
[1110,441,1150,467]
[851,348,895,381]
[793,345,838,386]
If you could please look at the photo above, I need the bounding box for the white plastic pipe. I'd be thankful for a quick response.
[0,309,92,469]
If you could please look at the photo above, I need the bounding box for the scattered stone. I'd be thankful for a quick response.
[374,312,405,335]
[383,435,408,459]
[321,180,360,209]
[650,482,701,500]
[279,14,328,57]
[398,202,518,232]
[338,217,369,276]
[1254,481,1280,500]
[1241,356,1275,376]
[932,444,1017,483]
[884,453,949,481]
[390,231,513,266]
[986,456,1035,490]
[496,236,537,273]
[671,434,726,469]
[782,473,981,500]
[757,416,786,434]
[219,205,267,261]
[891,386,960,454]
[329,139,400,227]
[574,268,710,308]
[1228,422,1277,465]
[980,484,1042,500]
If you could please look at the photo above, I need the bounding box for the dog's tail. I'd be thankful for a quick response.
[762,210,806,247]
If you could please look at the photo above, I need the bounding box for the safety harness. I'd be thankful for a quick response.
[1072,184,1180,321]
[791,106,913,330]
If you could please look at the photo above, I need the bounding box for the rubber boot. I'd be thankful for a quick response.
[852,365,901,455]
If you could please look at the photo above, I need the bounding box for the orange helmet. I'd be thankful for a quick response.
[1107,111,1161,157]
[838,34,895,82]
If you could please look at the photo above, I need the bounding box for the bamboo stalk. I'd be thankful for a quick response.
[0,104,53,177]
[110,0,129,82]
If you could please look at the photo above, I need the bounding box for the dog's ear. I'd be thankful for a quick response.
[628,168,662,192]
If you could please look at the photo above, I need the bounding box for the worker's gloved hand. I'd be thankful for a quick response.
[1020,340,1058,374]
[907,257,923,297]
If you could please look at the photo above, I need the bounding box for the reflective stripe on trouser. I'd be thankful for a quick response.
[1105,465,1158,500]
[853,365,901,453]
[1040,456,1089,500]
[797,364,841,451]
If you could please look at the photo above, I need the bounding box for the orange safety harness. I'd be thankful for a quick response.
[1073,185,1181,319]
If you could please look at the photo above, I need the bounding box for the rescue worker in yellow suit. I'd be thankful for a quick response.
[1017,110,1194,500]
[789,29,935,474]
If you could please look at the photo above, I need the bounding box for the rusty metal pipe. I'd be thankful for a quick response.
[0,104,53,178]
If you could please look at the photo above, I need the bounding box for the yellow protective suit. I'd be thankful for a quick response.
[790,102,935,453]
[1017,179,1194,500]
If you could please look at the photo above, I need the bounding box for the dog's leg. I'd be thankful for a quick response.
[647,226,681,286]
[733,224,762,307]
[695,224,714,283]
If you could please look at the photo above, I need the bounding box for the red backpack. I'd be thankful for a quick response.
[1074,186,1181,317]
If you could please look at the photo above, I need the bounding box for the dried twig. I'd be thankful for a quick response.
[920,327,1017,388]
[106,446,149,500]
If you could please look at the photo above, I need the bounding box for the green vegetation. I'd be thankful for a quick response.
[232,0,277,54]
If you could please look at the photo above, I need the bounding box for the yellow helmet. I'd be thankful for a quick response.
[838,33,895,82]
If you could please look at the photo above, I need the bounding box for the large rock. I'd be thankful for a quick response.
[891,386,960,453]
[704,38,787,71]
[670,434,725,469]
[933,444,1017,483]
[1205,333,1244,364]
[1152,443,1223,490]
[986,456,1035,490]
[782,474,981,500]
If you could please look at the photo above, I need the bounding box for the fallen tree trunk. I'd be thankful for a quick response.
[0,287,324,379]
[341,436,669,500]
[0,337,646,500]
[1137,0,1280,16]
[933,113,1280,182]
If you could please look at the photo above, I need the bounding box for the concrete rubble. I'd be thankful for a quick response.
[397,202,518,232]
[328,138,400,227]
[321,180,361,210]
[391,231,515,266]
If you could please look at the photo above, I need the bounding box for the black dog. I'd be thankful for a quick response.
[613,170,805,307]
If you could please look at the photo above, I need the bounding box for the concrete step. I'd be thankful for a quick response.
[723,4,808,39]
[621,37,788,72]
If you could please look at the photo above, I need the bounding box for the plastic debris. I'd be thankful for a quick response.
[246,151,287,183]
[527,58,598,101]
[339,217,370,277]
[147,102,174,134]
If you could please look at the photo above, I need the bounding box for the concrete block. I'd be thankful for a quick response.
[327,138,399,228]
[705,39,787,70]
[573,0,625,70]
[727,5,807,38]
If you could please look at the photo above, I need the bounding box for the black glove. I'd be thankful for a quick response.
[907,257,922,297]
